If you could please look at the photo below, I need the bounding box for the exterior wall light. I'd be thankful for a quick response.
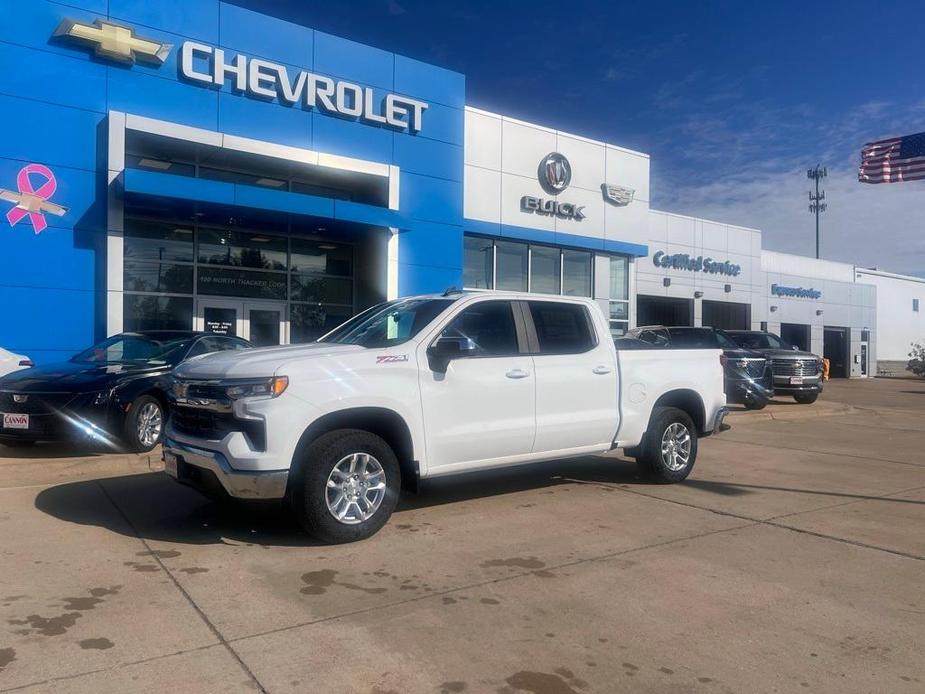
[724,284,732,293]
[770,305,778,312]
[663,278,671,287]
[694,291,704,298]
[816,309,824,316]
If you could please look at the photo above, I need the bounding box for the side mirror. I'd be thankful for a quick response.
[427,335,477,372]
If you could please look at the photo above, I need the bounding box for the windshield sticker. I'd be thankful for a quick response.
[376,355,409,364]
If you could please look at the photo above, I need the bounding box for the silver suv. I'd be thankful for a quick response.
[726,331,823,404]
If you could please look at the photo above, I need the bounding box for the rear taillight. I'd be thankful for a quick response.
[18,360,33,368]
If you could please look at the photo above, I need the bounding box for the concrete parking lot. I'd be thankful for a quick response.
[1,378,924,693]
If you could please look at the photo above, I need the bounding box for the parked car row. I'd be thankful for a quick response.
[0,332,252,451]
[618,326,824,408]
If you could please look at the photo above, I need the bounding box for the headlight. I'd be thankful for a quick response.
[225,376,288,400]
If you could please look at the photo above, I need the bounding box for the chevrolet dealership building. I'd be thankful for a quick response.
[2,1,924,377]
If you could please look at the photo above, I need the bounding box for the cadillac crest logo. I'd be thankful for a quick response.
[602,183,635,206]
[538,152,572,195]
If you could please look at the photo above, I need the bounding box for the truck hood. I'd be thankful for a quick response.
[174,342,367,380]
[750,348,819,360]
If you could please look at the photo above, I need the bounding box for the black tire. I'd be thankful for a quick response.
[0,438,36,448]
[291,429,401,544]
[123,395,164,453]
[635,406,699,484]
[743,395,768,410]
[793,391,819,404]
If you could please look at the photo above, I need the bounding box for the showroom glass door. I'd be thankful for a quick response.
[197,298,244,337]
[244,301,287,346]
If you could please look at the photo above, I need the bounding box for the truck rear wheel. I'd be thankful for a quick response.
[291,429,401,544]
[635,407,698,484]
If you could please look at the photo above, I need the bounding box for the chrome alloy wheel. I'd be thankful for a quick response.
[137,402,163,448]
[325,453,387,525]
[660,422,692,472]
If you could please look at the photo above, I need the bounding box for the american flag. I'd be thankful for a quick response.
[858,131,925,183]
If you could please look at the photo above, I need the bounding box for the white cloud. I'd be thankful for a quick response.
[650,96,925,275]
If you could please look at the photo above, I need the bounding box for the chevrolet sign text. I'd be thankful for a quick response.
[181,43,428,133]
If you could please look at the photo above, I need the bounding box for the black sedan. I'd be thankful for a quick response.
[0,331,251,452]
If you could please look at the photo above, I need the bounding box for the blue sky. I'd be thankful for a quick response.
[238,0,925,274]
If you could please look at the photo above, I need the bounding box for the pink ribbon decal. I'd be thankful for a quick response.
[5,164,59,234]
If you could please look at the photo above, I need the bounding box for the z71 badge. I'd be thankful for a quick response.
[376,355,409,364]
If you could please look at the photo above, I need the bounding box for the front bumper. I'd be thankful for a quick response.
[163,437,289,500]
[0,398,117,444]
[772,375,822,394]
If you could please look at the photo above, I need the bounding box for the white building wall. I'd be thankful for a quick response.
[463,107,650,251]
[638,210,762,325]
[854,269,925,366]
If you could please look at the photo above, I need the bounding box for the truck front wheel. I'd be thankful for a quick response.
[635,407,699,484]
[291,429,401,544]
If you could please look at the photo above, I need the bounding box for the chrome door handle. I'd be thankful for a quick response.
[592,365,612,375]
[506,369,530,379]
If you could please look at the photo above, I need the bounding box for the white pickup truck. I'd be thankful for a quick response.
[164,292,727,543]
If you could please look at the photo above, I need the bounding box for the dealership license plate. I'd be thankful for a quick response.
[2,413,29,429]
[164,451,178,478]
[790,377,804,385]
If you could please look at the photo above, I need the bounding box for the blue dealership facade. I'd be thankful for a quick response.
[1,0,478,361]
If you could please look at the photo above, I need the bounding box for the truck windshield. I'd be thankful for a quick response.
[668,328,738,349]
[319,298,454,348]
[730,332,787,349]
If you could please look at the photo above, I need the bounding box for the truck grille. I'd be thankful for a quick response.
[771,359,820,377]
[169,405,266,451]
[743,360,767,379]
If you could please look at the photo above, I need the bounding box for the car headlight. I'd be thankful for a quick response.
[225,376,289,400]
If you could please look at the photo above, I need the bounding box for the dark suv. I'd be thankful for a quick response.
[625,326,773,410]
[726,330,823,404]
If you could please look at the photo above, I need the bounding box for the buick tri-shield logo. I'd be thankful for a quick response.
[538,152,572,195]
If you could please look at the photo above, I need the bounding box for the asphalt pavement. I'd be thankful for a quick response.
[0,377,923,693]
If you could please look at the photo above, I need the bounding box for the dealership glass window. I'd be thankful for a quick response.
[464,234,619,301]
[530,246,561,294]
[123,295,194,332]
[124,261,194,294]
[495,241,529,292]
[290,239,353,276]
[198,228,288,270]
[463,236,494,289]
[123,219,194,263]
[562,250,592,297]
[290,304,354,343]
[198,266,288,300]
[122,214,356,339]
[608,255,630,336]
[290,275,353,305]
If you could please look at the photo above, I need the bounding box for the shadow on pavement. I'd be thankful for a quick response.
[0,440,119,460]
[33,455,650,547]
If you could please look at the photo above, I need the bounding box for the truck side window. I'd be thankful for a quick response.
[440,301,519,356]
[527,302,595,355]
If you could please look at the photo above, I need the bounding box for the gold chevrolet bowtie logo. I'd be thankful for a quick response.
[54,18,172,66]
